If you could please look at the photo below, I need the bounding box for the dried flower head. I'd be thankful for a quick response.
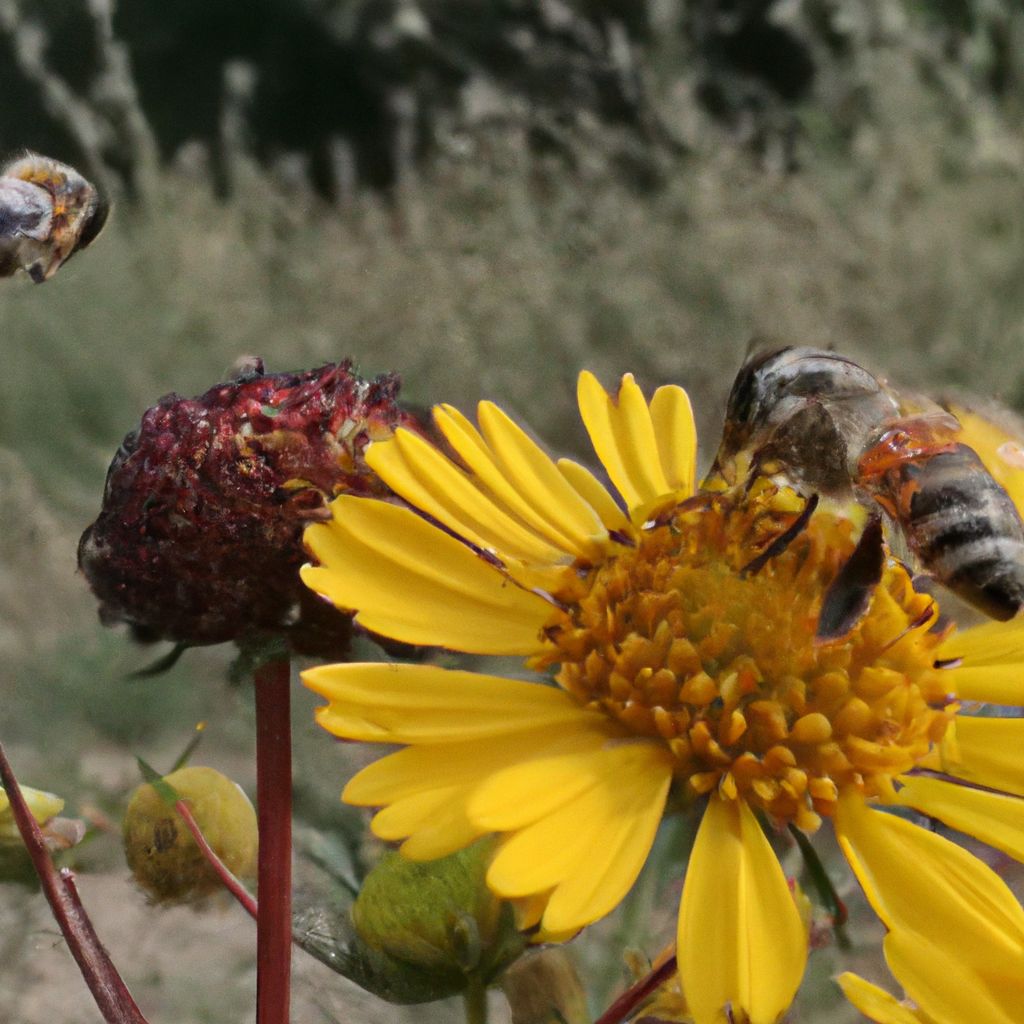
[79,359,424,657]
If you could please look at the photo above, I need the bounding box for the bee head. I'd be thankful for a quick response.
[74,191,111,253]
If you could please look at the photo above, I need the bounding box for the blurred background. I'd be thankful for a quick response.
[2,0,1024,1020]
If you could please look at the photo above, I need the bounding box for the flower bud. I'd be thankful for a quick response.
[123,765,257,903]
[0,784,64,842]
[295,839,526,1004]
[79,359,426,657]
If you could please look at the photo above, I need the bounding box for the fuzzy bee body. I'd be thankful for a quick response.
[0,152,108,282]
[712,346,1024,623]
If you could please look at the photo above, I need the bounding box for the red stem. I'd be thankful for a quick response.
[254,658,293,1024]
[593,953,677,1024]
[174,799,258,919]
[0,740,149,1024]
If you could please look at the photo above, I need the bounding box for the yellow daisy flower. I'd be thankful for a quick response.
[301,371,1024,1024]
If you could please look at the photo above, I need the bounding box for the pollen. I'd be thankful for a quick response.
[543,487,954,829]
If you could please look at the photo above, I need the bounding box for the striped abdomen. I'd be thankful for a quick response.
[872,444,1024,621]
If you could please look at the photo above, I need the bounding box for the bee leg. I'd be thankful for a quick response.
[816,516,885,642]
[740,493,820,578]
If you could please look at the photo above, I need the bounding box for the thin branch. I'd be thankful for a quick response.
[0,740,149,1024]
[173,798,258,920]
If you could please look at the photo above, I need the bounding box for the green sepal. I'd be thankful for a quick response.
[134,756,180,808]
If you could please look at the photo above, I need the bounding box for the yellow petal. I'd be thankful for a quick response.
[836,972,924,1024]
[556,458,630,534]
[678,796,807,1024]
[486,742,673,934]
[945,665,1024,705]
[304,663,606,743]
[937,618,1024,668]
[340,713,617,859]
[393,800,485,861]
[341,723,605,807]
[939,716,1024,798]
[649,384,697,495]
[896,775,1024,865]
[884,930,1024,1024]
[302,495,552,654]
[577,371,672,518]
[474,402,608,555]
[370,786,466,840]
[468,743,622,830]
[836,791,1024,971]
[366,428,569,564]
[341,718,618,863]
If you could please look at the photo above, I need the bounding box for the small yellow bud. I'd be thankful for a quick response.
[0,785,64,843]
[123,765,257,903]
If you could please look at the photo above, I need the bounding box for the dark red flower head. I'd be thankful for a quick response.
[79,359,425,658]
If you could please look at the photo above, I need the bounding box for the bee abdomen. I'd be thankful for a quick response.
[900,447,1024,620]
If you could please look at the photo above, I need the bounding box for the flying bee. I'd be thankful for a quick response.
[0,152,109,283]
[708,346,1024,632]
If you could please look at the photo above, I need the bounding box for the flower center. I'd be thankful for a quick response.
[543,487,954,831]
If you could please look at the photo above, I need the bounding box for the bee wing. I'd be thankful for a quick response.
[0,177,53,241]
[886,384,962,433]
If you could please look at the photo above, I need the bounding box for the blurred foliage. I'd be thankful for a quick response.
[2,0,1024,1021]
[0,1,1022,196]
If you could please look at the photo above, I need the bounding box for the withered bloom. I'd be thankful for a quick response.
[79,359,423,658]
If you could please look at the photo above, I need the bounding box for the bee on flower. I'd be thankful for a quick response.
[300,359,1024,1024]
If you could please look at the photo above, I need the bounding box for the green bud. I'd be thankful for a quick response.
[296,838,526,1004]
[123,765,257,903]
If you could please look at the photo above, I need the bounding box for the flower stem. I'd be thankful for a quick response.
[175,798,258,919]
[462,977,488,1024]
[0,740,149,1024]
[255,657,293,1024]
[593,951,676,1024]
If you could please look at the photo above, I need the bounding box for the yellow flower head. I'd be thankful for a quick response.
[301,372,1024,1024]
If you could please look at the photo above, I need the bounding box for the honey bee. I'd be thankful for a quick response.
[708,346,1024,631]
[0,152,109,283]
